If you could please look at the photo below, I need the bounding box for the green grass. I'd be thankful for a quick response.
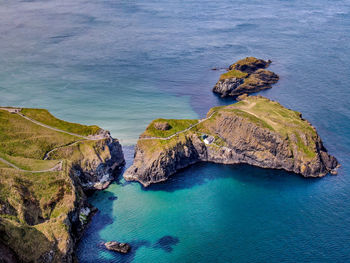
[0,107,99,261]
[219,69,248,80]
[233,57,261,66]
[223,109,275,131]
[0,152,59,171]
[139,96,319,160]
[138,132,191,157]
[0,161,10,168]
[226,96,317,158]
[21,108,101,136]
[142,118,198,138]
[0,109,80,160]
[0,166,73,219]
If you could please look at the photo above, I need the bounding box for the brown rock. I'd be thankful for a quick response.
[236,94,248,101]
[104,241,131,254]
[154,121,171,131]
[213,57,278,98]
[229,57,271,73]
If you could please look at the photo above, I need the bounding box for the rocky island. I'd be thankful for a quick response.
[0,107,124,262]
[213,57,279,97]
[124,96,339,187]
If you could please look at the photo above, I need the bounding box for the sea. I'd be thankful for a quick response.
[0,0,349,262]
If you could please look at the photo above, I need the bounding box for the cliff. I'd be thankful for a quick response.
[213,57,279,97]
[0,108,124,262]
[124,96,339,187]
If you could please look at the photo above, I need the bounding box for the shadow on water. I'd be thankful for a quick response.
[153,235,180,253]
[77,145,183,262]
[142,161,321,193]
[77,190,152,263]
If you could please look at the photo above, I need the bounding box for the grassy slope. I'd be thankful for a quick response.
[0,109,80,161]
[226,96,317,157]
[0,108,97,261]
[139,96,317,159]
[0,164,76,261]
[232,56,260,65]
[21,108,101,136]
[219,69,248,80]
[142,118,198,138]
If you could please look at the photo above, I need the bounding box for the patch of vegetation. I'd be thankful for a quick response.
[142,118,198,138]
[138,132,191,157]
[219,69,248,80]
[227,96,317,158]
[0,108,91,262]
[232,56,262,67]
[21,108,101,136]
[0,109,79,160]
[138,96,319,160]
[0,152,59,171]
[226,109,274,131]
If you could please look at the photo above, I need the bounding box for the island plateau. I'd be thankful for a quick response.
[124,96,339,187]
[213,57,279,97]
[0,107,124,262]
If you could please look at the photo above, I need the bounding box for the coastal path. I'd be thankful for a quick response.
[0,107,105,172]
[0,157,62,173]
[140,111,217,141]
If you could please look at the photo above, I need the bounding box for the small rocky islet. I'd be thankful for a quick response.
[104,241,131,254]
[0,57,340,262]
[213,57,279,98]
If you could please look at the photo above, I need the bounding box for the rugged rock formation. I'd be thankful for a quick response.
[213,57,279,97]
[0,108,125,262]
[104,241,131,254]
[154,121,171,131]
[124,96,339,187]
[229,57,271,73]
[49,132,125,191]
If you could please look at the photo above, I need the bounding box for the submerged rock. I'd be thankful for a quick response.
[213,57,279,98]
[104,241,131,254]
[124,96,339,187]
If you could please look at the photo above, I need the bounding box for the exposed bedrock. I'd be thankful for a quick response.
[124,96,339,187]
[213,57,279,98]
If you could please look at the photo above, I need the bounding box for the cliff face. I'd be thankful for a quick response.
[213,57,279,97]
[0,108,125,263]
[48,133,125,191]
[124,96,339,187]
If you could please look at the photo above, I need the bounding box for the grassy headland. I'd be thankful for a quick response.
[0,107,106,261]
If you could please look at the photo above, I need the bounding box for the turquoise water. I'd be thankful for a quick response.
[1,0,350,262]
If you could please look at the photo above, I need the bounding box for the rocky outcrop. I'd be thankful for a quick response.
[229,57,271,73]
[49,131,125,191]
[154,121,171,131]
[213,77,244,97]
[213,57,279,98]
[0,108,125,263]
[104,241,131,254]
[124,96,339,187]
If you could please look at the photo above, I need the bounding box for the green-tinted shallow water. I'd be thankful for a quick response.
[1,0,350,262]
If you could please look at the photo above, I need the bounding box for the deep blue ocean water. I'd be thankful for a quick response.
[1,0,350,262]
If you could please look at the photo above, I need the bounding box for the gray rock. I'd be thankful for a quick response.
[104,241,131,254]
